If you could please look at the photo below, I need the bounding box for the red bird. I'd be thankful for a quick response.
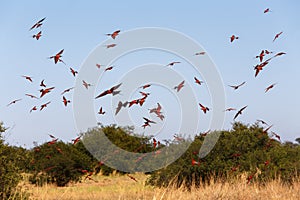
[254,59,270,77]
[49,49,65,64]
[25,94,39,99]
[153,138,157,148]
[7,99,22,106]
[47,138,58,145]
[40,101,51,111]
[106,30,121,39]
[194,51,206,56]
[264,160,270,166]
[228,81,246,90]
[265,83,277,93]
[32,31,42,40]
[194,77,204,85]
[142,117,156,129]
[233,105,248,120]
[95,83,122,99]
[29,17,46,30]
[264,8,271,13]
[82,80,92,89]
[96,63,104,68]
[70,67,78,77]
[224,107,236,112]
[256,50,265,62]
[115,101,129,115]
[61,87,74,95]
[166,61,181,67]
[174,80,185,92]
[39,87,55,98]
[273,32,283,42]
[140,84,151,89]
[72,136,81,145]
[191,158,200,166]
[22,75,33,82]
[273,52,286,58]
[29,106,37,113]
[105,43,117,48]
[199,103,210,114]
[105,66,114,71]
[230,35,239,42]
[263,125,273,134]
[40,79,46,87]
[62,96,71,106]
[98,107,105,115]
[247,175,254,184]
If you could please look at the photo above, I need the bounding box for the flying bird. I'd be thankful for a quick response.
[105,66,114,71]
[40,101,51,111]
[7,99,22,107]
[230,35,239,42]
[49,49,65,64]
[32,31,42,40]
[82,80,92,89]
[263,125,273,134]
[22,75,33,82]
[29,17,46,30]
[72,136,81,145]
[166,61,181,67]
[194,77,204,85]
[228,81,246,90]
[264,8,271,13]
[98,107,105,115]
[140,84,151,89]
[233,106,248,120]
[105,43,117,48]
[174,80,185,92]
[257,119,269,126]
[62,96,70,106]
[142,117,156,129]
[29,106,37,113]
[115,101,128,115]
[273,52,286,58]
[40,80,46,87]
[61,87,74,95]
[25,94,39,99]
[149,103,164,121]
[39,87,55,98]
[224,107,236,112]
[199,103,210,114]
[254,60,270,77]
[95,83,122,99]
[271,131,281,141]
[96,63,104,69]
[273,32,283,42]
[70,67,78,77]
[194,51,206,56]
[106,30,121,39]
[265,83,277,93]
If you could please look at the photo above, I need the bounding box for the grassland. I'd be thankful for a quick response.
[15,173,300,200]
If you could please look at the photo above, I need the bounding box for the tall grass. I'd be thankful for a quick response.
[21,173,300,200]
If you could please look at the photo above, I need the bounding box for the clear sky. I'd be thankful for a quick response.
[0,0,300,148]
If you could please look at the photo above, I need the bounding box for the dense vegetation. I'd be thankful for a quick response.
[0,121,299,198]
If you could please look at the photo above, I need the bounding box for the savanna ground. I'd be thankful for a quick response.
[16,173,300,200]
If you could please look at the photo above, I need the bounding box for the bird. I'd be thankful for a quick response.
[194,51,206,56]
[166,61,181,67]
[254,60,270,77]
[40,80,46,87]
[140,84,151,89]
[72,136,81,145]
[142,117,156,129]
[139,91,150,98]
[224,107,236,112]
[98,107,105,115]
[29,106,37,113]
[39,87,55,98]
[273,32,283,42]
[273,52,286,58]
[7,99,22,106]
[40,101,51,111]
[174,80,185,92]
[152,138,158,148]
[96,63,103,68]
[194,77,204,85]
[29,17,46,30]
[115,101,128,115]
[127,174,138,182]
[62,96,70,106]
[106,30,121,39]
[233,106,248,120]
[22,75,33,82]
[61,87,74,95]
[49,49,65,64]
[105,43,117,48]
[265,83,277,93]
[257,119,269,126]
[271,131,281,141]
[70,67,78,77]
[191,158,200,166]
[95,83,122,99]
[149,103,164,121]
[264,8,271,13]
[25,94,39,99]
[228,81,246,90]
[256,50,265,62]
[105,66,114,71]
[32,31,42,40]
[230,35,239,42]
[48,134,56,139]
[263,125,273,134]
[199,103,210,114]
[82,80,92,89]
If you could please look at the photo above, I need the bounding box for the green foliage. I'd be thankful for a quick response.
[147,122,300,189]
[29,141,94,187]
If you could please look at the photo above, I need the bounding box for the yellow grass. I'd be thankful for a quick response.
[17,173,300,200]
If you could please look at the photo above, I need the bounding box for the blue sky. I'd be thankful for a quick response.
[0,0,300,147]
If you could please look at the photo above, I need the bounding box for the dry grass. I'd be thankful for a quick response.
[18,173,300,200]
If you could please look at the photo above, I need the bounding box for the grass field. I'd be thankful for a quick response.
[15,173,300,200]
